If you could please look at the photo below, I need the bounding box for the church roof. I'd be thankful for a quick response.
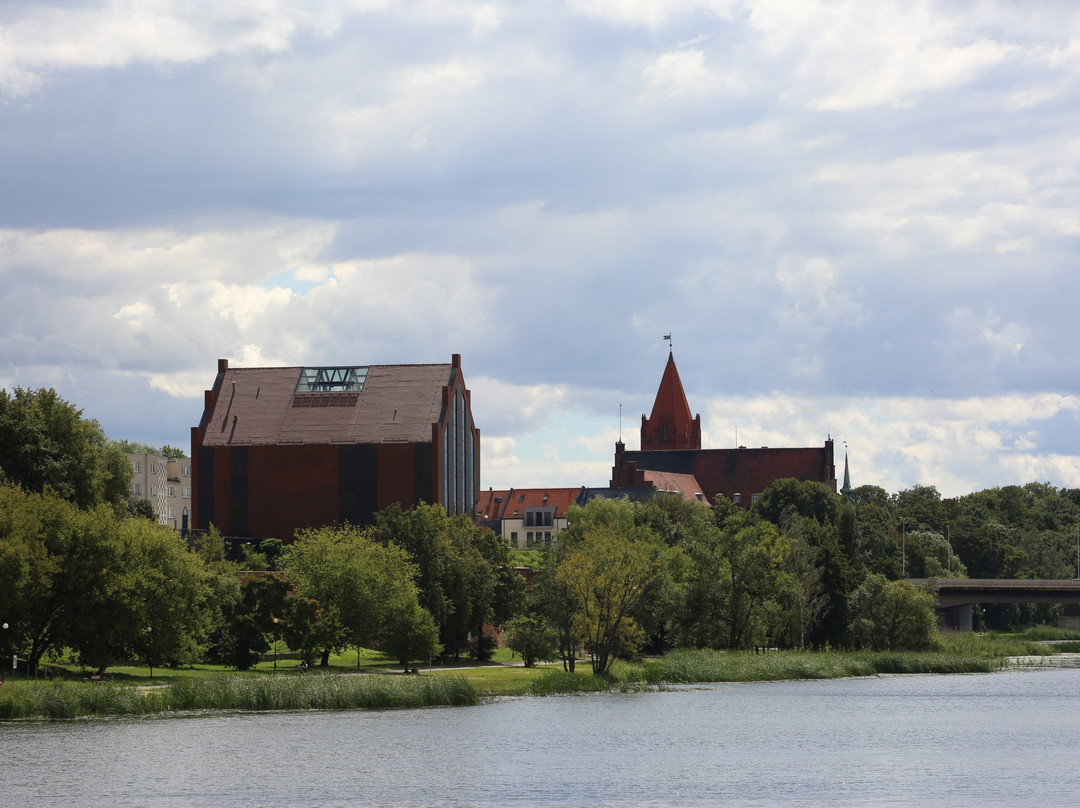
[641,350,700,451]
[648,351,694,428]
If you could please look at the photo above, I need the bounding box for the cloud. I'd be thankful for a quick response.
[3,1,1080,500]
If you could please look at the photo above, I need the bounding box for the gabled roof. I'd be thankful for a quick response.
[200,363,453,447]
[476,487,580,521]
[637,470,709,504]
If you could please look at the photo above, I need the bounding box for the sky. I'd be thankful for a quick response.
[2,0,1080,498]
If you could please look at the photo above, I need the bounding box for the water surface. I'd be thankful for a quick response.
[2,668,1078,807]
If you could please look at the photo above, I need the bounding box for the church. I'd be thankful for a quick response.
[609,351,837,505]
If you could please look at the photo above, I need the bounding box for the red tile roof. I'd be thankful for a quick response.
[200,363,453,447]
[475,487,580,520]
[637,470,709,504]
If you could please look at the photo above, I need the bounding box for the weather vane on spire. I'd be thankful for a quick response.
[663,333,672,351]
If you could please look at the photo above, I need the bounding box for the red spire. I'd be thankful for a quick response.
[640,351,701,451]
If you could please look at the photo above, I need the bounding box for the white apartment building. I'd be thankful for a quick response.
[128,452,193,531]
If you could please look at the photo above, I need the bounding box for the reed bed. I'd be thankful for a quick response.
[0,673,478,720]
[529,670,610,695]
[629,648,1003,686]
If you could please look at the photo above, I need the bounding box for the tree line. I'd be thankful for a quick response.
[5,386,1080,676]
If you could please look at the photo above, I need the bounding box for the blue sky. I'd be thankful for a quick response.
[2,0,1079,497]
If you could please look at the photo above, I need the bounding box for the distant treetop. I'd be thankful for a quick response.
[0,387,131,511]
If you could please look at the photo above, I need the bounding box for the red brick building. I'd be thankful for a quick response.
[611,351,836,505]
[191,354,479,541]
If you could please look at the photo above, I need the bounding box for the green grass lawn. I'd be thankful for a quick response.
[6,627,1070,703]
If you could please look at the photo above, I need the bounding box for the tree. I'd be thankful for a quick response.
[847,574,938,651]
[754,479,840,527]
[127,497,156,521]
[556,500,670,676]
[530,547,581,671]
[0,388,131,511]
[284,524,433,667]
[369,503,523,660]
[775,532,827,650]
[215,573,295,671]
[505,615,557,667]
[0,484,218,674]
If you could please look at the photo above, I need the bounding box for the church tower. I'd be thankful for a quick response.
[640,350,701,451]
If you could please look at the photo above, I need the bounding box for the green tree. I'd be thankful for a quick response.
[556,500,670,675]
[216,573,294,671]
[370,504,522,660]
[67,514,218,674]
[284,524,432,667]
[505,615,557,667]
[847,574,938,650]
[126,497,156,521]
[0,388,131,511]
[530,546,580,671]
[0,484,217,674]
[754,478,840,527]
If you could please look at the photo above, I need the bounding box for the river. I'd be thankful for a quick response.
[2,667,1079,807]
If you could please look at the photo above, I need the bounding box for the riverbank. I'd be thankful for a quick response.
[3,631,1074,720]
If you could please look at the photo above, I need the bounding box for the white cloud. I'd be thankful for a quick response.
[0,0,395,95]
[3,0,1080,502]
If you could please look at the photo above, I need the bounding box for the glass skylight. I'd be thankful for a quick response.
[295,366,368,393]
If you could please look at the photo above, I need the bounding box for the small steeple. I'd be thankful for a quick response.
[840,451,853,498]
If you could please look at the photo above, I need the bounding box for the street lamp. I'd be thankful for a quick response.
[901,517,907,578]
[272,617,279,672]
[946,525,952,579]
[146,626,153,681]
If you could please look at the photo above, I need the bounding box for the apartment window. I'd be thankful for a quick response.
[526,508,555,528]
[150,485,157,497]
[751,493,761,504]
[167,507,175,519]
[182,487,191,499]
[510,531,518,542]
[545,532,552,543]
[132,461,141,473]
[733,493,742,505]
[131,483,141,496]
[168,486,176,498]
[182,465,191,477]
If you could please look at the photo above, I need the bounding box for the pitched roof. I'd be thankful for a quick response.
[476,487,580,520]
[642,351,699,450]
[200,363,452,447]
[637,469,709,504]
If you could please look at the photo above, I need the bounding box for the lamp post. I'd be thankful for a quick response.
[272,617,279,672]
[146,626,153,681]
[901,517,907,578]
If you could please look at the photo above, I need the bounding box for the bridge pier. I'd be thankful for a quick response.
[937,604,973,633]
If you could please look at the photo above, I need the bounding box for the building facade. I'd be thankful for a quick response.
[191,354,479,541]
[611,352,837,504]
[128,452,193,530]
[475,487,580,549]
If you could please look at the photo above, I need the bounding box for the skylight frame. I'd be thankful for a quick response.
[295,366,369,393]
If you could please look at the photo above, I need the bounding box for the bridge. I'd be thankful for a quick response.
[908,578,1080,631]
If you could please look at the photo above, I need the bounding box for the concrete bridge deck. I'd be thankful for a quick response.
[906,578,1080,631]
